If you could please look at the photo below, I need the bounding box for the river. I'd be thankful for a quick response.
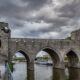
[12,62,80,80]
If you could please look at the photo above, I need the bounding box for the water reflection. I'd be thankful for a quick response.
[12,62,27,80]
[35,64,52,80]
[12,63,80,80]
[27,70,35,80]
[68,68,80,80]
[52,69,66,80]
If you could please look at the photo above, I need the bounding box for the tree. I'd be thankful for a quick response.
[65,37,71,40]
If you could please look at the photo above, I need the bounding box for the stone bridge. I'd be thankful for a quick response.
[0,22,80,70]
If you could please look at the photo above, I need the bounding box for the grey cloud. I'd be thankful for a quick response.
[56,0,80,19]
[22,0,50,9]
[0,0,80,39]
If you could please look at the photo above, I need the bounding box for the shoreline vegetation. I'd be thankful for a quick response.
[65,37,71,40]
[8,62,15,72]
[9,57,68,72]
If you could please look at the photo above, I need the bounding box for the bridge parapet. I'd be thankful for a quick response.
[9,38,80,49]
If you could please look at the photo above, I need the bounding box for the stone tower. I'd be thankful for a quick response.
[71,29,80,40]
[0,22,10,64]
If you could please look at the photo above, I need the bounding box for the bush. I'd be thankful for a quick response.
[64,57,68,61]
[65,37,71,40]
[8,62,14,72]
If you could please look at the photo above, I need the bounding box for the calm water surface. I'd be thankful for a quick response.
[12,62,80,80]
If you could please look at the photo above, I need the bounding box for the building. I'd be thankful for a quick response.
[43,54,51,58]
[71,29,80,40]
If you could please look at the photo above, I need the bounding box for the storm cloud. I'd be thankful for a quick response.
[0,0,80,39]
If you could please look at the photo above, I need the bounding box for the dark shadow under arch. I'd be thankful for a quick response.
[18,50,30,62]
[42,48,60,67]
[66,50,79,67]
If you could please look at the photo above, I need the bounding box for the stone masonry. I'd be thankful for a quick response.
[71,29,80,40]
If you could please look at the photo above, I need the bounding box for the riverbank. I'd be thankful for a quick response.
[35,60,53,66]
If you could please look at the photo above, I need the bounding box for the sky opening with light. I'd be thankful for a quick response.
[0,0,80,39]
[15,51,48,57]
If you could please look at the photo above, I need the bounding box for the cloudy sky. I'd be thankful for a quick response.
[0,0,80,39]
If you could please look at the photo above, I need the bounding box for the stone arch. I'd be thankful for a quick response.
[17,50,30,62]
[35,46,62,60]
[65,49,79,68]
[10,50,34,80]
[43,48,60,65]
[35,47,64,69]
[9,49,30,63]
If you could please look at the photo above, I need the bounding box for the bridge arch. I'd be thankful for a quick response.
[43,48,60,65]
[35,47,63,69]
[10,50,30,62]
[64,49,79,68]
[10,50,34,80]
[16,50,30,62]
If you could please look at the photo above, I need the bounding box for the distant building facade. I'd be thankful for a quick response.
[43,54,50,57]
[71,29,80,40]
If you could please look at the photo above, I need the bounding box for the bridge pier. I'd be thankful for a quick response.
[27,61,35,80]
[52,69,66,80]
[27,70,35,80]
[53,61,65,69]
[67,62,80,68]
[68,68,80,80]
[27,61,34,71]
[53,62,80,69]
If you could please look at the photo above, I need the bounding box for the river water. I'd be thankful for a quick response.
[12,62,80,80]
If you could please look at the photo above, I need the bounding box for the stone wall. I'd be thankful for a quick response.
[71,29,80,40]
[0,22,10,64]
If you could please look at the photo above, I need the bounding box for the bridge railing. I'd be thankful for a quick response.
[5,62,13,80]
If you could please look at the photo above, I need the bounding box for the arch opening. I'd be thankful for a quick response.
[65,50,79,68]
[35,48,60,68]
[18,50,30,62]
[43,48,60,66]
[34,48,61,80]
[11,50,30,80]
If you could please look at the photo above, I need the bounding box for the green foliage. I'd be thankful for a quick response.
[65,37,71,40]
[64,57,68,60]
[40,57,52,60]
[8,62,14,72]
[14,58,26,61]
